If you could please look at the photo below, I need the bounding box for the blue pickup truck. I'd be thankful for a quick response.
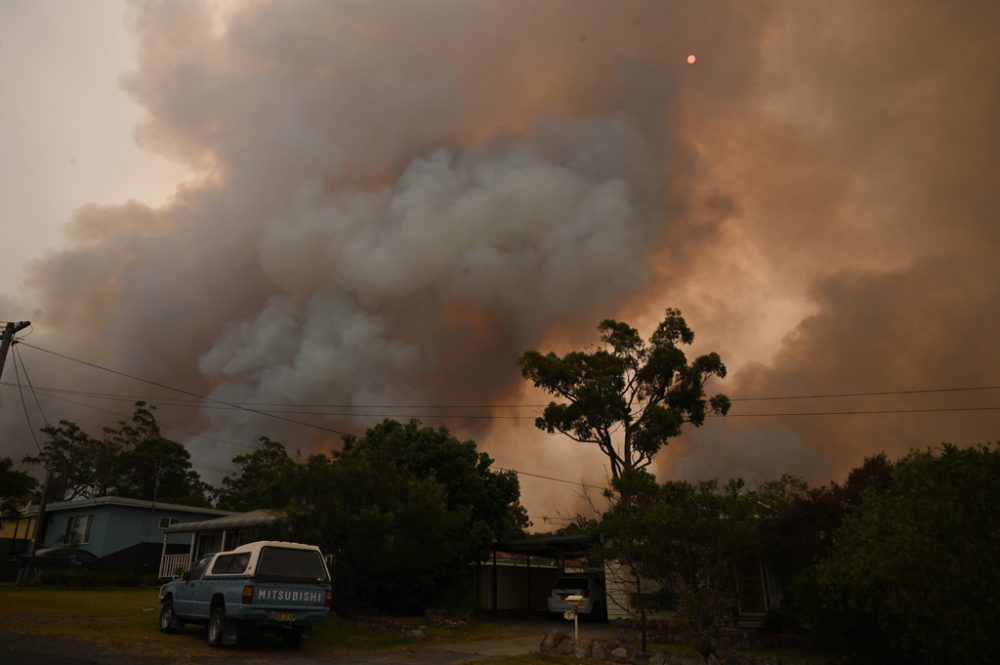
[158,540,332,648]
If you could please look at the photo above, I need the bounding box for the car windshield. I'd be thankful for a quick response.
[256,547,328,582]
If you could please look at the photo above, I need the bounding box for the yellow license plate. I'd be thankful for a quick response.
[274,612,296,622]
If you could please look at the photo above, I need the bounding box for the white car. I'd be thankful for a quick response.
[546,575,605,620]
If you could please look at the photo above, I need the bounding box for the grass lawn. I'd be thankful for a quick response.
[462,656,616,665]
[0,586,502,660]
[0,587,834,664]
[461,651,835,665]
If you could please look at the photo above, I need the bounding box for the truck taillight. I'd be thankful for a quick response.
[242,585,254,604]
[324,589,333,608]
[582,590,590,598]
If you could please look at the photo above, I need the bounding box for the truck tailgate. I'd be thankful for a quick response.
[251,582,328,609]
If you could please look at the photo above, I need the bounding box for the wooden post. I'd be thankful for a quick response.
[525,555,532,611]
[158,534,169,578]
[492,548,498,614]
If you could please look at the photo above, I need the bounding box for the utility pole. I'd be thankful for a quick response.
[0,321,50,581]
[0,321,30,382]
[24,467,54,580]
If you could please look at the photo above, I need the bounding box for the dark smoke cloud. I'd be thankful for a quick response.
[5,0,997,518]
[663,0,1000,486]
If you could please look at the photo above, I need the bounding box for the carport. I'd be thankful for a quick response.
[477,533,601,613]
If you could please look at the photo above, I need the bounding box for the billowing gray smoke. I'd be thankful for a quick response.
[3,0,771,494]
[5,0,998,517]
[200,117,655,410]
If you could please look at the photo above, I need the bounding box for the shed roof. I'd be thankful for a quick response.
[492,532,599,558]
[162,509,282,534]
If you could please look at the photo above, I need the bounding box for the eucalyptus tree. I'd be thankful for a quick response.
[519,308,730,480]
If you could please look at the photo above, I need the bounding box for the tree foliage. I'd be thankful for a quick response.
[115,438,210,507]
[289,448,470,613]
[219,419,530,613]
[23,420,105,500]
[806,444,1000,664]
[599,470,759,654]
[336,419,529,548]
[519,308,730,479]
[214,437,301,511]
[0,456,37,525]
[22,402,209,505]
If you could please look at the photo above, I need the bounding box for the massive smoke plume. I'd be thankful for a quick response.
[3,0,998,517]
[663,0,1000,486]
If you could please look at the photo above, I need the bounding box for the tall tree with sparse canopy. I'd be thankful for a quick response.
[519,308,730,480]
[23,402,209,505]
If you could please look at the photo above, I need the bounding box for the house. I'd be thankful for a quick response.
[1,496,231,580]
[0,506,35,561]
[470,533,601,613]
[158,509,283,578]
[604,556,784,628]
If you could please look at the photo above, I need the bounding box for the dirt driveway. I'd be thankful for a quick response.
[1,617,617,665]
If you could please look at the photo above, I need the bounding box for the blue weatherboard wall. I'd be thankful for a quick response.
[41,502,226,559]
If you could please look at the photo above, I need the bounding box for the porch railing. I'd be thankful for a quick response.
[159,552,191,579]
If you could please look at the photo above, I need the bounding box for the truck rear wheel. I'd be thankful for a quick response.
[207,607,225,647]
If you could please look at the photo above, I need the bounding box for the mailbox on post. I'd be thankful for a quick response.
[563,594,586,641]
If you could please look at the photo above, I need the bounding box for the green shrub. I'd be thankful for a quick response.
[805,444,1000,664]
[24,569,158,588]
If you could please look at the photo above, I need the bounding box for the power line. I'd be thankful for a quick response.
[500,467,606,491]
[18,342,356,438]
[10,379,1000,421]
[15,341,1000,428]
[36,391,608,503]
[36,388,601,490]
[10,348,43,453]
[0,381,543,410]
[528,514,580,524]
[14,344,50,427]
[714,405,1000,417]
[34,391,259,452]
[730,384,1000,402]
[6,374,1000,412]
[0,382,532,420]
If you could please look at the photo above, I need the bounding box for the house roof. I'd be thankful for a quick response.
[24,496,232,517]
[162,509,282,534]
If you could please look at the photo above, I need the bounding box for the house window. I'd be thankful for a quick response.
[159,517,180,529]
[64,514,93,545]
[196,531,223,558]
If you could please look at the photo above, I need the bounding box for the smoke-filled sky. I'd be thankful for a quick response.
[2,0,998,523]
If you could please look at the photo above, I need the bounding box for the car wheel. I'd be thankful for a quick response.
[282,628,302,649]
[159,599,180,634]
[207,606,225,647]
